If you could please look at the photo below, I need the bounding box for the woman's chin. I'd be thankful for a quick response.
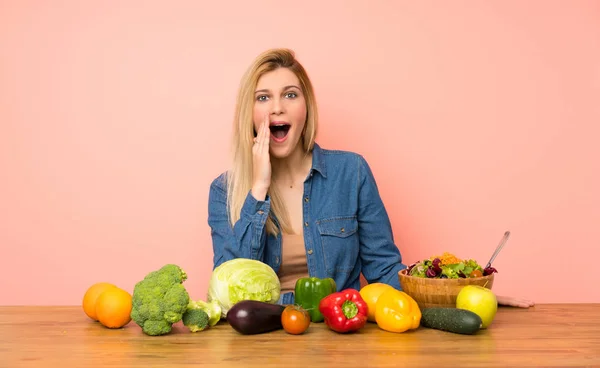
[269,138,301,159]
[270,146,292,159]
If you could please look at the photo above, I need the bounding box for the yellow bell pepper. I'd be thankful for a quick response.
[375,288,421,333]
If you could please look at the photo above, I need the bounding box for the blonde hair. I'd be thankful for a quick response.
[226,48,319,236]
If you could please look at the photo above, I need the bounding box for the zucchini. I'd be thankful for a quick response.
[420,307,482,335]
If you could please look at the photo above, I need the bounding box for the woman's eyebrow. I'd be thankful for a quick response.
[254,85,301,94]
[282,85,301,91]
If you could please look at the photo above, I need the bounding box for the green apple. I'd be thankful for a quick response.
[456,285,498,328]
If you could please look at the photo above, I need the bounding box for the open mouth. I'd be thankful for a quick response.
[269,123,291,140]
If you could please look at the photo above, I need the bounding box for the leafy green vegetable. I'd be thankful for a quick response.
[441,267,458,279]
[408,257,486,279]
[207,258,281,317]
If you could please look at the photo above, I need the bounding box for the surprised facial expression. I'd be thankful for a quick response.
[253,68,307,159]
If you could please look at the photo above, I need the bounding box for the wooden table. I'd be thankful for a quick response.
[1,304,598,367]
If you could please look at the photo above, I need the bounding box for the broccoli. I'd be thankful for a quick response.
[182,307,209,332]
[130,264,190,336]
[190,299,222,327]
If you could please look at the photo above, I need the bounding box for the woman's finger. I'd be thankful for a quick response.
[255,120,264,152]
[262,113,270,146]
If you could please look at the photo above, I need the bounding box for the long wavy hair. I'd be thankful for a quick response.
[227,48,319,235]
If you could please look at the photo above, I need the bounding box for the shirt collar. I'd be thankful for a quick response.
[310,142,327,178]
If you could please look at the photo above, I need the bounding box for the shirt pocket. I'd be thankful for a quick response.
[316,216,359,274]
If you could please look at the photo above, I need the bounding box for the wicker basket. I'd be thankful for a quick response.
[398,269,495,309]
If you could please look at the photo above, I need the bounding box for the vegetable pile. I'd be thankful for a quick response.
[92,254,501,338]
[407,252,498,279]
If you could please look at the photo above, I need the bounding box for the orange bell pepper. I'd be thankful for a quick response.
[375,288,421,333]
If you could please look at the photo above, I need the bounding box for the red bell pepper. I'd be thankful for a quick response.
[318,288,368,333]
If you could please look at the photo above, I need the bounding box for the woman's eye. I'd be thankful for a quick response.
[285,92,297,99]
[256,95,268,102]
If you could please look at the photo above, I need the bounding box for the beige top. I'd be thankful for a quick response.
[278,233,309,294]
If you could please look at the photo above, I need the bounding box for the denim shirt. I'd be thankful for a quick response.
[208,143,407,305]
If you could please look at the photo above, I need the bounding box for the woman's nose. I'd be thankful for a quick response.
[271,98,284,115]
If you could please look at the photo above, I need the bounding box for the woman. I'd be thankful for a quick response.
[208,48,534,308]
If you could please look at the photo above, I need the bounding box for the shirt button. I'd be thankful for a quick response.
[304,222,309,227]
[307,249,313,255]
[275,257,279,264]
[304,197,309,202]
[257,210,264,215]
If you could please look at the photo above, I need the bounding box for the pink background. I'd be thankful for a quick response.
[1,1,599,305]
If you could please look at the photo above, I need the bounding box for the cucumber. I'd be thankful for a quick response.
[420,307,482,335]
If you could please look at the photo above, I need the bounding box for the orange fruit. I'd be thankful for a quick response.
[83,282,117,321]
[360,283,395,322]
[96,287,132,329]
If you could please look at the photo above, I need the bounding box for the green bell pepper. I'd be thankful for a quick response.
[294,277,337,322]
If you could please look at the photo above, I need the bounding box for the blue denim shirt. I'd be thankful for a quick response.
[208,143,407,304]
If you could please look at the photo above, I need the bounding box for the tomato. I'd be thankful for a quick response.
[469,269,483,278]
[281,305,310,335]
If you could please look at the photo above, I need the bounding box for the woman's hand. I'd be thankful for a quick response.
[251,113,271,201]
[497,295,535,308]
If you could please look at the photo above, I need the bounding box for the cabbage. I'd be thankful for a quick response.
[207,258,281,317]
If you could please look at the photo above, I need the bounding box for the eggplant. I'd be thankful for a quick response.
[226,300,285,335]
